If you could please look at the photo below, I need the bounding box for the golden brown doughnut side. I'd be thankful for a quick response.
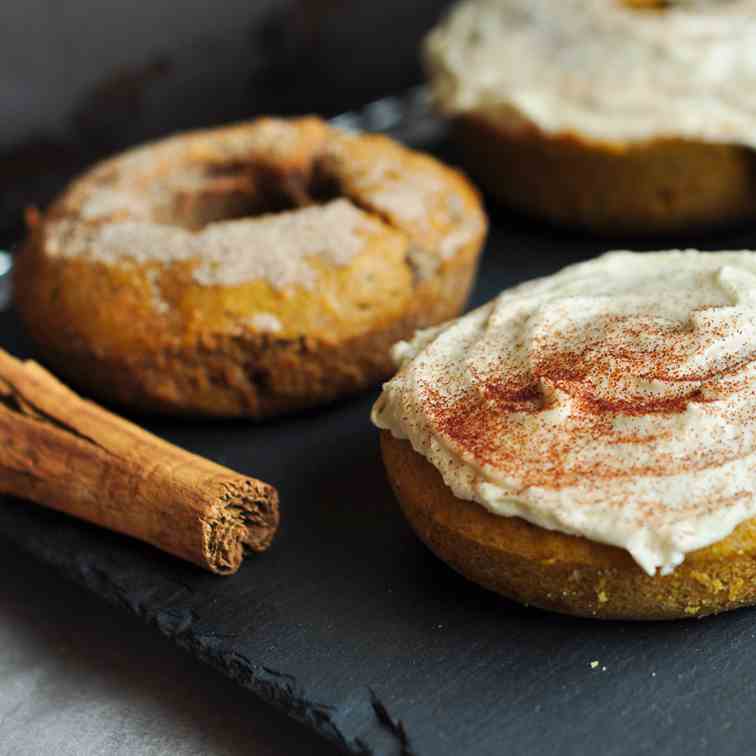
[14,238,479,416]
[453,113,756,236]
[621,0,667,9]
[15,118,486,417]
[380,432,756,620]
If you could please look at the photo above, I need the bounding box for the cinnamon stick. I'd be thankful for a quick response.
[0,349,279,574]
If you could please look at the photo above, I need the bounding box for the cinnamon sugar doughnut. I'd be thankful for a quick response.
[373,250,756,619]
[425,0,756,235]
[15,117,486,417]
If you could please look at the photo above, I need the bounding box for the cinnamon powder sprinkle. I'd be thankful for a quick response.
[373,250,756,574]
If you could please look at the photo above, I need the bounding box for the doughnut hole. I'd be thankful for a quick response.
[155,157,344,231]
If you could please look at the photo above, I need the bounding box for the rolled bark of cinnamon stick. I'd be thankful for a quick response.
[0,349,279,574]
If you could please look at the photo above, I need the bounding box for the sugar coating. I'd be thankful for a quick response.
[77,164,217,228]
[46,199,380,290]
[365,165,447,223]
[145,268,169,314]
[46,119,482,308]
[246,313,283,333]
[74,118,313,225]
[438,220,482,260]
[331,140,482,257]
[79,188,153,221]
[343,148,447,226]
[104,119,303,179]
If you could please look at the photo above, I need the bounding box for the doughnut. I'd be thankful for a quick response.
[424,0,756,235]
[373,250,756,620]
[15,117,486,417]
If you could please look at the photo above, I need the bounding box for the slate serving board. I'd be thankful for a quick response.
[4,193,756,756]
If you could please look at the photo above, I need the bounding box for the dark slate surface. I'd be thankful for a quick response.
[4,195,756,755]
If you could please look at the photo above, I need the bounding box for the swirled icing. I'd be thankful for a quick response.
[425,0,756,146]
[373,250,756,574]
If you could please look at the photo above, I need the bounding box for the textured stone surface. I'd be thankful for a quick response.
[4,208,756,755]
[0,541,336,756]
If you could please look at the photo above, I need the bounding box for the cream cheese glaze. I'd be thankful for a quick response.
[425,0,756,146]
[372,250,756,575]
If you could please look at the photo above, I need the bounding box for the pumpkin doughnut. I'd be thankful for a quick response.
[15,117,486,417]
[373,250,756,620]
[424,0,756,236]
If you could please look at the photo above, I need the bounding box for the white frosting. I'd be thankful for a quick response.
[425,0,756,146]
[372,250,756,575]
